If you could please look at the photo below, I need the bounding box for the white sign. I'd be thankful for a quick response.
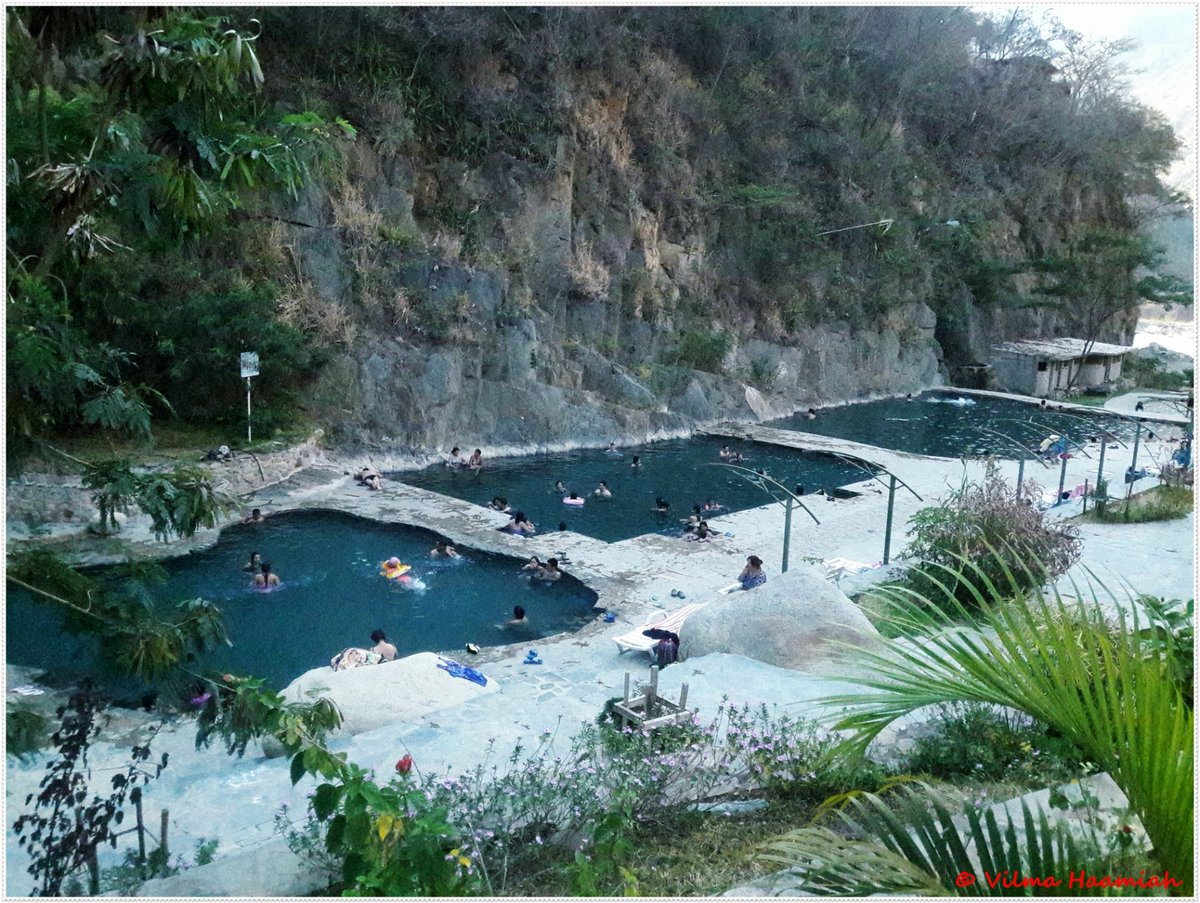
[239,352,260,379]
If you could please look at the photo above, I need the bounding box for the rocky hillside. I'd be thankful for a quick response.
[6,7,1185,455]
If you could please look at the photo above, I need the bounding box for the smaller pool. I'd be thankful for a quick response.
[5,511,598,690]
[395,436,866,543]
[768,393,1142,458]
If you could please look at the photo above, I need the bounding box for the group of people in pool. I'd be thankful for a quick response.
[446,447,485,470]
[243,550,281,588]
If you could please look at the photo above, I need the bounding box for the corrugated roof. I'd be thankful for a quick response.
[991,337,1133,361]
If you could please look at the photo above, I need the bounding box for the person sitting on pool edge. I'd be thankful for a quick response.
[504,605,533,629]
[370,629,397,662]
[253,562,280,587]
[532,557,562,582]
[431,540,460,559]
[738,555,767,590]
[593,481,612,499]
[243,551,262,572]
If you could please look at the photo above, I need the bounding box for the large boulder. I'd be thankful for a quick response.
[680,565,881,673]
[262,652,499,756]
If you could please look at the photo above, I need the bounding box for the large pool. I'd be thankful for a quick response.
[768,393,1143,458]
[6,511,598,691]
[396,436,867,543]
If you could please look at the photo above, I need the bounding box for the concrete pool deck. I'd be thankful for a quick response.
[5,422,1195,896]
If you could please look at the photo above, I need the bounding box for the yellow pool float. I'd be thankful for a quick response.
[381,557,412,579]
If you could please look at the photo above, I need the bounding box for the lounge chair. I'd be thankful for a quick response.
[822,557,876,585]
[613,603,707,655]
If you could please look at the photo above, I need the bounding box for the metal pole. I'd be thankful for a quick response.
[882,475,897,564]
[245,378,253,444]
[781,495,793,574]
[1016,456,1026,498]
[1127,420,1142,499]
[1096,437,1107,489]
[1056,453,1068,505]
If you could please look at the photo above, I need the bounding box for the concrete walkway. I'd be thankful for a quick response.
[1104,390,1193,425]
[5,418,1194,896]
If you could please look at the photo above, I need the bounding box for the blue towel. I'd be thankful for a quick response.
[437,657,488,686]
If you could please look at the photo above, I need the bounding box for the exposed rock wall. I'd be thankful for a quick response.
[290,138,944,452]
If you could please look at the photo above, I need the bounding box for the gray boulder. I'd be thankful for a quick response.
[1128,342,1194,374]
[681,565,881,673]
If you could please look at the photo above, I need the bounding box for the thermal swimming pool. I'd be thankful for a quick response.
[768,392,1144,458]
[6,511,597,690]
[396,436,867,543]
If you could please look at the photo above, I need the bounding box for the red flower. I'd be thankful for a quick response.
[395,754,413,775]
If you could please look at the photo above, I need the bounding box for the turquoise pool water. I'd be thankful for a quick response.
[396,436,867,543]
[768,393,1143,458]
[6,511,597,691]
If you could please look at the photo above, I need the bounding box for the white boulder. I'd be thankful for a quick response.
[681,565,881,673]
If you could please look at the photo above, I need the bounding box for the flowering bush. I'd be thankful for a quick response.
[278,702,889,895]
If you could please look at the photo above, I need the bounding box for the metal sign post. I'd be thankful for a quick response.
[240,352,259,444]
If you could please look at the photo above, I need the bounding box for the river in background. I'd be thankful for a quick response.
[1134,320,1196,358]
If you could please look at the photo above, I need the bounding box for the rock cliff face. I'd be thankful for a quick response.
[287,139,943,451]
[245,8,1172,453]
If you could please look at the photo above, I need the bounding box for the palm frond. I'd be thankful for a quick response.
[759,786,1132,896]
[825,577,1193,892]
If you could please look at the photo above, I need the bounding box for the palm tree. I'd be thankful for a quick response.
[759,573,1193,896]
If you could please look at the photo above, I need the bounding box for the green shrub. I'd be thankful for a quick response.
[675,328,731,372]
[6,705,48,761]
[1136,597,1194,708]
[901,463,1082,614]
[1087,484,1193,523]
[1122,355,1194,392]
[904,702,1086,784]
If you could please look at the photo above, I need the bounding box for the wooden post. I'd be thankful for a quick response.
[678,683,688,710]
[159,809,169,864]
[647,666,659,718]
[87,848,100,896]
[623,672,630,702]
[135,794,147,876]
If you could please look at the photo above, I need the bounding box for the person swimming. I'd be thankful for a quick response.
[253,562,280,587]
[503,511,536,535]
[531,558,562,582]
[631,455,641,468]
[653,497,670,513]
[431,540,460,558]
[593,481,612,499]
[604,441,621,455]
[554,480,567,493]
[243,551,262,572]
